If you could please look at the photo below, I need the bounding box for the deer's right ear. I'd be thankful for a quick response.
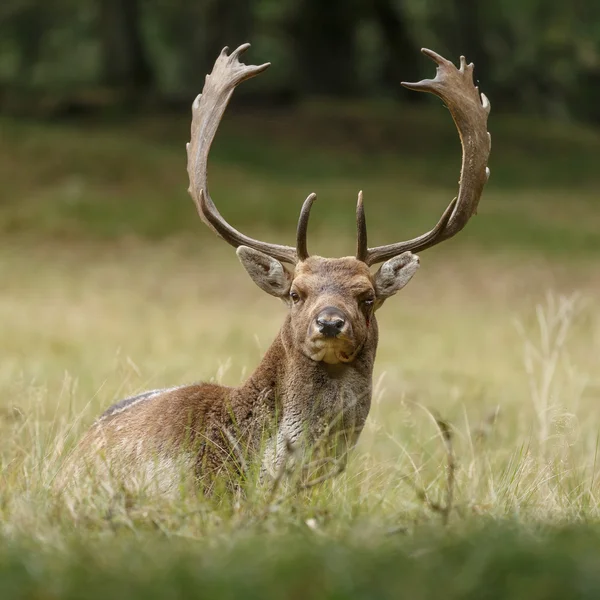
[236,246,292,298]
[373,252,420,303]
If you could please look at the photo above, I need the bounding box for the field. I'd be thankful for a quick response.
[1,104,600,598]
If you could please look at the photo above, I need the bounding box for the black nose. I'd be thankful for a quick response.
[316,307,346,338]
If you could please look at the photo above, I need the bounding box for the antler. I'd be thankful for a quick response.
[187,44,316,264]
[358,48,491,266]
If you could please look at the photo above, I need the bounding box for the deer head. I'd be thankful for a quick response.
[187,44,491,367]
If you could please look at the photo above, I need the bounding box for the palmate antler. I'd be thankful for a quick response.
[186,43,315,265]
[188,45,491,266]
[357,49,492,265]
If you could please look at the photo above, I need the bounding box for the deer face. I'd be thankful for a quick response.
[237,248,420,365]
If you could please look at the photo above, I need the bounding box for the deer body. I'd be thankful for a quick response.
[60,257,381,491]
[57,45,491,494]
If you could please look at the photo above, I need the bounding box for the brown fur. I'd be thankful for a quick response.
[57,254,419,494]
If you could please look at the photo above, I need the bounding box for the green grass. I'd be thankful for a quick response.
[1,102,599,254]
[1,106,600,597]
[3,524,600,600]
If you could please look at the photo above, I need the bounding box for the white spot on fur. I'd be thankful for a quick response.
[98,386,184,421]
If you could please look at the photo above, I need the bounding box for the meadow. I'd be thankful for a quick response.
[1,103,600,598]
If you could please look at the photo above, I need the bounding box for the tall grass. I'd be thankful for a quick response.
[1,244,598,540]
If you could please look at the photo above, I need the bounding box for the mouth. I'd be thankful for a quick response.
[307,337,357,364]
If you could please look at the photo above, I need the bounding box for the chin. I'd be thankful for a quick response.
[307,338,358,364]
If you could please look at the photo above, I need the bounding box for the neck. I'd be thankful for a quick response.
[238,317,379,470]
[242,318,378,400]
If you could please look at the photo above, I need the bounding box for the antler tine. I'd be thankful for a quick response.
[362,48,491,266]
[355,191,368,262]
[187,44,299,265]
[296,193,317,261]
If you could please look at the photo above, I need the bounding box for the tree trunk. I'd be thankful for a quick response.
[370,0,421,101]
[452,0,490,84]
[98,0,153,91]
[289,0,360,96]
[7,6,46,84]
[204,0,253,66]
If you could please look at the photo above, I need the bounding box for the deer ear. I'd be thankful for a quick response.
[373,252,420,304]
[236,246,292,298]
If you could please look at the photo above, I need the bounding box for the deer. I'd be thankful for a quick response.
[56,44,491,496]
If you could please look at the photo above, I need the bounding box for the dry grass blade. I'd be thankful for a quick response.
[396,404,457,526]
[297,457,347,491]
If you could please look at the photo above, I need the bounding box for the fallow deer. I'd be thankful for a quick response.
[57,44,491,494]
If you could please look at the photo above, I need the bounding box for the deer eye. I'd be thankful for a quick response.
[362,295,375,308]
[289,291,301,304]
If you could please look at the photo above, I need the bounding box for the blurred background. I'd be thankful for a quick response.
[2,0,600,119]
[0,0,599,251]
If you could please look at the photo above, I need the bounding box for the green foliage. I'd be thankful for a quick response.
[0,0,599,121]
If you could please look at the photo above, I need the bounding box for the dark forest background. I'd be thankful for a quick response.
[1,0,599,123]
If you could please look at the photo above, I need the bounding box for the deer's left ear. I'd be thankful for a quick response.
[237,246,293,298]
[373,252,420,305]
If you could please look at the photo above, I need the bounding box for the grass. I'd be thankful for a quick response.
[1,102,600,254]
[4,524,600,599]
[1,104,600,597]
